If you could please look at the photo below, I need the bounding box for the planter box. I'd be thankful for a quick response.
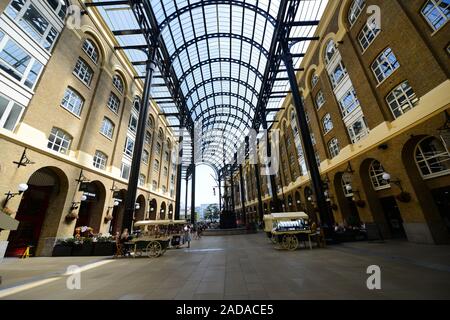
[52,244,73,257]
[92,242,115,256]
[71,243,93,256]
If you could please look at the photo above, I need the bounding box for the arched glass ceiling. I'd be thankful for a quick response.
[91,0,329,172]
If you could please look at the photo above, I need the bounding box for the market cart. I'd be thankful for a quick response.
[263,212,312,251]
[130,220,188,258]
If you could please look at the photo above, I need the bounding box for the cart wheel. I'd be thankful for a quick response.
[146,241,162,258]
[287,236,299,251]
[281,235,298,251]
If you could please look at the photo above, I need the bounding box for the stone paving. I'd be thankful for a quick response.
[1,232,450,299]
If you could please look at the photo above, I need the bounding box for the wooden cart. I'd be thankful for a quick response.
[130,220,188,258]
[263,212,312,251]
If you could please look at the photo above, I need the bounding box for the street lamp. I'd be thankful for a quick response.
[382,172,404,192]
[3,183,28,207]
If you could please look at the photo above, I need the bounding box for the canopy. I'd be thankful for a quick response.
[134,219,188,227]
[264,212,309,220]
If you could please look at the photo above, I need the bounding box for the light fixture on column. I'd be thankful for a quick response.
[3,183,28,208]
[382,172,404,192]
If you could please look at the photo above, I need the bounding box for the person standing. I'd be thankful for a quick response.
[183,225,191,248]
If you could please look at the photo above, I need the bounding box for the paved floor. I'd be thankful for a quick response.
[1,232,450,300]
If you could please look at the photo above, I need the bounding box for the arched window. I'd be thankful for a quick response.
[369,160,390,190]
[315,90,325,109]
[112,74,124,94]
[147,115,155,129]
[158,128,164,140]
[322,113,334,134]
[415,137,450,178]
[47,0,68,20]
[100,117,114,139]
[82,39,99,64]
[328,138,340,158]
[311,73,319,89]
[324,40,337,65]
[61,87,84,116]
[386,81,418,119]
[93,150,108,170]
[341,175,354,198]
[348,0,366,26]
[47,127,72,154]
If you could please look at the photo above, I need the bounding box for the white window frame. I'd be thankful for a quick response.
[5,0,61,51]
[100,117,114,139]
[311,74,319,88]
[120,162,131,180]
[0,93,24,131]
[112,74,124,94]
[322,113,334,134]
[47,127,71,154]
[415,136,450,179]
[73,58,93,87]
[93,150,107,170]
[386,81,419,119]
[128,113,138,134]
[60,87,84,117]
[371,48,400,84]
[82,39,99,64]
[369,160,391,190]
[315,90,325,109]
[358,16,381,51]
[348,116,369,143]
[142,149,149,164]
[0,30,44,90]
[348,0,366,26]
[339,88,360,117]
[328,138,340,158]
[124,136,134,157]
[107,92,120,114]
[421,0,450,31]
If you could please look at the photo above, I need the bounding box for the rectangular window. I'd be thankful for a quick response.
[145,131,152,145]
[128,113,138,133]
[142,150,149,164]
[124,136,134,157]
[0,32,43,89]
[347,116,370,143]
[6,0,61,50]
[339,88,360,117]
[328,138,340,158]
[152,180,158,191]
[139,174,146,187]
[0,94,24,131]
[73,58,93,86]
[121,162,131,180]
[330,62,347,88]
[61,88,84,116]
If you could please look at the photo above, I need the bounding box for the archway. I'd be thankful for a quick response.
[160,202,167,220]
[7,167,68,257]
[149,199,157,220]
[168,203,174,220]
[333,172,361,227]
[135,195,146,221]
[109,189,126,236]
[76,181,106,233]
[402,135,450,243]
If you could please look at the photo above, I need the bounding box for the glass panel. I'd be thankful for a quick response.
[0,38,31,81]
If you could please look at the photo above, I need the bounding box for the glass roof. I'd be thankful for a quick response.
[91,0,329,172]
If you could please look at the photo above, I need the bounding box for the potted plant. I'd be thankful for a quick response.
[52,238,74,257]
[71,237,94,256]
[92,236,115,256]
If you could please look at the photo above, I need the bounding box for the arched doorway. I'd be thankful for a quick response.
[168,203,174,220]
[109,189,126,235]
[135,195,146,222]
[7,167,68,257]
[160,202,166,220]
[333,172,361,227]
[76,181,106,233]
[149,199,157,220]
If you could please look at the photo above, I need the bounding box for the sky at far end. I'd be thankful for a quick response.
[181,164,219,208]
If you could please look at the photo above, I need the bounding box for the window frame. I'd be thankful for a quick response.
[322,113,334,135]
[99,117,114,139]
[47,127,72,154]
[415,136,450,179]
[82,39,99,64]
[348,0,366,26]
[421,0,450,31]
[328,138,340,158]
[371,48,400,84]
[73,57,94,87]
[93,150,108,170]
[386,81,419,119]
[369,160,391,190]
[60,87,84,117]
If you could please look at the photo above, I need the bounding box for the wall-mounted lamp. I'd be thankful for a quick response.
[108,200,120,210]
[382,172,404,192]
[3,183,29,208]
[70,194,88,211]
[135,203,141,210]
